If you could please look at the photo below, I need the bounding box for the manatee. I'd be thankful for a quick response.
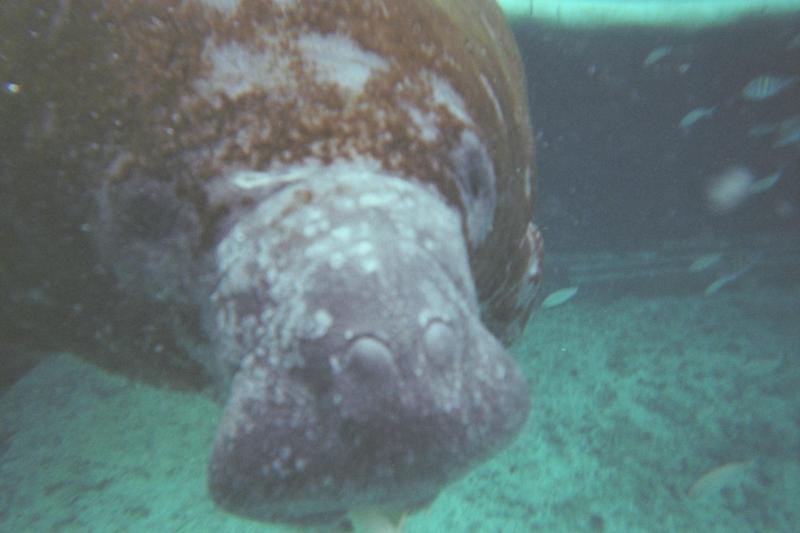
[0,0,542,526]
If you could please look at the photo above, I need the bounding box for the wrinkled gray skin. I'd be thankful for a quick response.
[206,166,529,523]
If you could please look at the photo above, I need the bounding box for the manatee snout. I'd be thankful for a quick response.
[207,177,529,524]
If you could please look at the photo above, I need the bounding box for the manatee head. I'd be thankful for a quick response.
[205,165,529,524]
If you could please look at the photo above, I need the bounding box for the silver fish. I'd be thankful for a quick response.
[680,106,715,131]
[742,75,799,101]
[704,254,762,295]
[748,167,784,194]
[644,46,672,67]
[689,253,722,272]
[747,123,777,138]
[774,115,800,148]
[541,286,579,308]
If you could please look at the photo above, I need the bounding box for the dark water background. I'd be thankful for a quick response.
[512,14,800,253]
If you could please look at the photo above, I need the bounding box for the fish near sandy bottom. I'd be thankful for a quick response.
[0,0,542,527]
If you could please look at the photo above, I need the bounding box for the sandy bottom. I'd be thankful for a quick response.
[1,267,798,532]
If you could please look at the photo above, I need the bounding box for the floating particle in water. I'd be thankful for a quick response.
[706,166,755,214]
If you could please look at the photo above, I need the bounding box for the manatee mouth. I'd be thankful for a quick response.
[206,175,530,525]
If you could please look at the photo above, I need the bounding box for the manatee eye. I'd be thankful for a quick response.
[121,191,178,240]
[108,177,188,242]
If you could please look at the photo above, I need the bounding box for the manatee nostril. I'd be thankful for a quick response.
[345,336,395,380]
[422,320,458,369]
[334,336,399,421]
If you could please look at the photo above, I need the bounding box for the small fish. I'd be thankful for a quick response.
[643,46,672,67]
[748,167,784,194]
[774,128,800,148]
[688,460,754,499]
[689,253,722,272]
[679,106,715,132]
[541,286,578,308]
[741,74,799,101]
[774,115,800,148]
[746,123,777,138]
[704,254,761,295]
[704,274,735,295]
